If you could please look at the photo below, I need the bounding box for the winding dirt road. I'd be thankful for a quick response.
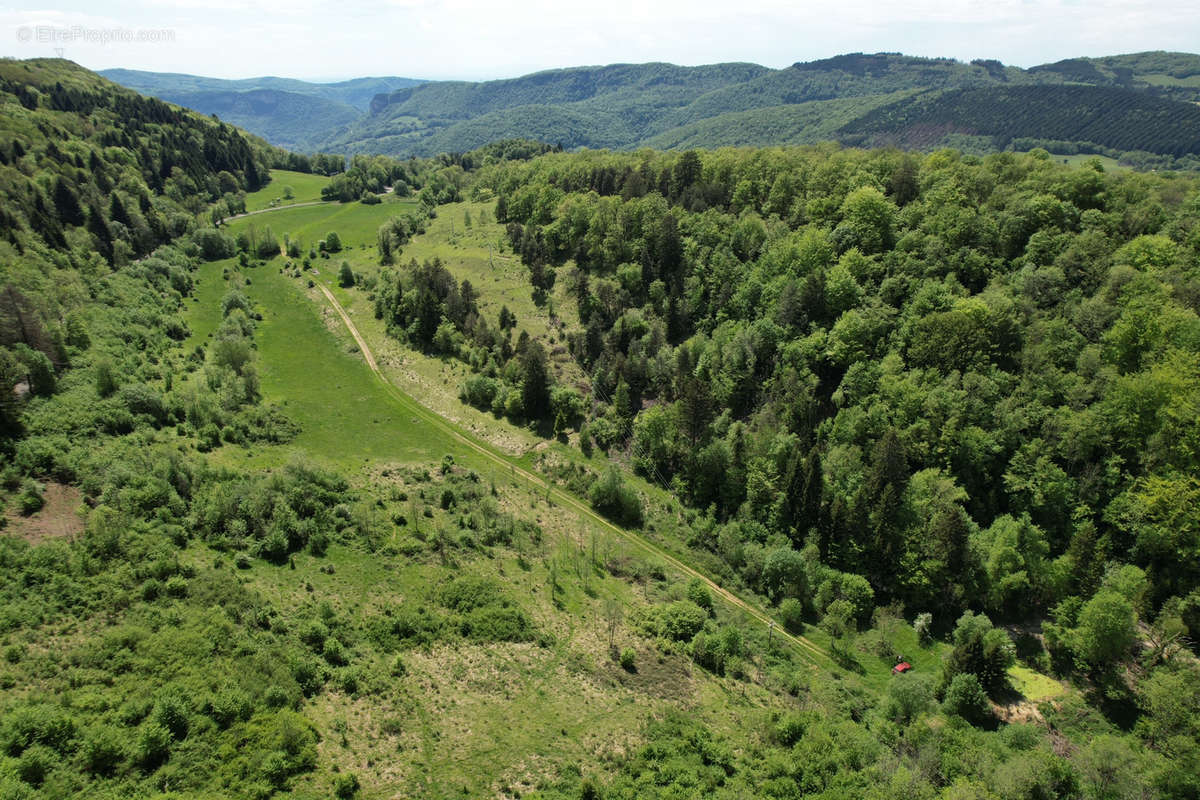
[316,283,834,667]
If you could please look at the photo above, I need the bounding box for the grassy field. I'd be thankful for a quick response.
[1139,72,1200,88]
[244,169,333,211]
[168,185,1095,796]
[1034,152,1130,172]
[214,194,583,457]
[1009,664,1067,702]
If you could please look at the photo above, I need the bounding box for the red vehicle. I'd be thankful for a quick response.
[892,662,912,674]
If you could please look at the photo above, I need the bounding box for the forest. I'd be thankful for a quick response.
[476,144,1200,627]
[1,55,1199,799]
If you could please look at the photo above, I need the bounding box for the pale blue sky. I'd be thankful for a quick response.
[3,0,1197,82]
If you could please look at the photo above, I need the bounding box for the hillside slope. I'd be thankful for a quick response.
[106,52,1200,163]
[156,89,361,151]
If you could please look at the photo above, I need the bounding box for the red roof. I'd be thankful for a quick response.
[892,662,912,673]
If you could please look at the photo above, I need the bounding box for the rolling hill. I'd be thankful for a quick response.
[104,51,1200,164]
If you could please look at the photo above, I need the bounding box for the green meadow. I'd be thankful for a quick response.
[244,168,336,211]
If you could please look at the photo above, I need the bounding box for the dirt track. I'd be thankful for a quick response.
[316,283,834,667]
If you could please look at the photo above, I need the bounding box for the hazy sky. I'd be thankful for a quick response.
[3,0,1197,82]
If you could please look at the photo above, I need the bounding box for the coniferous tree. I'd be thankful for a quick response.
[860,429,909,592]
[520,340,551,421]
[86,203,113,262]
[52,177,84,227]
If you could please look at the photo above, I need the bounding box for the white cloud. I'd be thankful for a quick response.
[1,0,1196,80]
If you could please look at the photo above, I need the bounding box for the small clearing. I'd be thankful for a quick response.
[4,482,85,543]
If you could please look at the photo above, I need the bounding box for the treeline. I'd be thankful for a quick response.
[479,145,1200,656]
[318,152,466,204]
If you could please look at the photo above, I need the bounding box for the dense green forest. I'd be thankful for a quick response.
[476,145,1200,626]
[841,85,1200,158]
[2,54,1200,800]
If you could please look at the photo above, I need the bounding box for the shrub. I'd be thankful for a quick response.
[135,723,171,769]
[205,689,252,728]
[779,598,805,633]
[289,655,325,697]
[94,359,118,397]
[687,579,713,612]
[264,686,290,709]
[589,467,643,527]
[152,691,190,739]
[942,673,992,726]
[461,605,532,642]
[193,228,237,260]
[2,704,76,755]
[440,576,503,612]
[323,637,348,666]
[915,612,934,645]
[16,744,54,786]
[461,375,500,409]
[883,674,936,725]
[690,631,725,674]
[619,648,636,671]
[334,772,360,798]
[300,621,330,650]
[774,714,807,747]
[80,726,124,775]
[18,481,44,515]
[338,261,355,288]
[658,601,708,642]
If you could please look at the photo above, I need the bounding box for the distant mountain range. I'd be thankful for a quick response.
[98,70,423,151]
[103,51,1200,161]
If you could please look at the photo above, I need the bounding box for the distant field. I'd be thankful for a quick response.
[1043,152,1130,172]
[1140,72,1200,88]
[244,169,332,211]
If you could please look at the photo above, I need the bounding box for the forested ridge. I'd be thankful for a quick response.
[107,51,1200,164]
[2,52,1200,799]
